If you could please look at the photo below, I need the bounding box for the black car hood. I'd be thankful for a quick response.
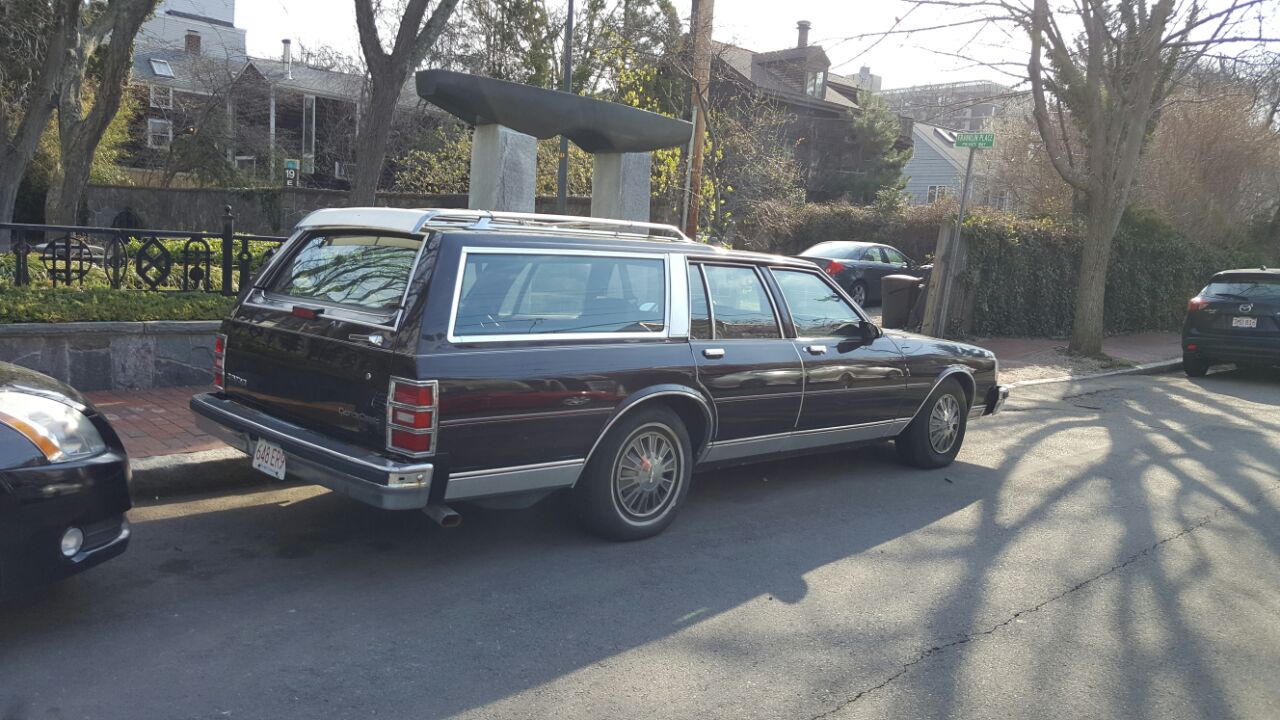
[0,362,91,412]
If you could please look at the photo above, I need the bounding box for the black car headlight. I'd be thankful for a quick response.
[0,391,106,463]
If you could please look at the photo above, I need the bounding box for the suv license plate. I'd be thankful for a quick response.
[252,439,287,480]
[1232,316,1258,328]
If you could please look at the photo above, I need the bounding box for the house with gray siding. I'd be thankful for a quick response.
[902,122,1007,209]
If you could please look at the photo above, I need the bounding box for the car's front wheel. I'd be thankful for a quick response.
[1183,353,1210,377]
[572,406,692,541]
[896,378,969,469]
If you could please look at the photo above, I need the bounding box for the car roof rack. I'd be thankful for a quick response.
[411,209,694,244]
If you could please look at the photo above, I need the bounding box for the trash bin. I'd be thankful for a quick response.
[881,274,923,329]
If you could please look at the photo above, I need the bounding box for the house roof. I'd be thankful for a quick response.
[244,58,425,111]
[712,40,859,111]
[133,47,242,94]
[911,122,971,170]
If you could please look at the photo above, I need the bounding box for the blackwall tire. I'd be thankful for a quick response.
[895,378,969,469]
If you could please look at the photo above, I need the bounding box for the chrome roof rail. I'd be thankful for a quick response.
[411,209,694,243]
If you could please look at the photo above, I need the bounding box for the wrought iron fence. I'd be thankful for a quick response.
[0,206,288,296]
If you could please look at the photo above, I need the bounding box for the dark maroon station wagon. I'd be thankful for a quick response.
[192,209,1009,540]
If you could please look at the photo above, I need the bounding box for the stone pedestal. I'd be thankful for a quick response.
[591,152,652,222]
[468,123,537,212]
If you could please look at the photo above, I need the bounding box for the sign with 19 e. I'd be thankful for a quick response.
[954,133,995,148]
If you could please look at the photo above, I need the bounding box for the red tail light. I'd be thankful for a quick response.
[213,333,227,390]
[1187,297,1209,313]
[824,260,845,275]
[387,378,437,458]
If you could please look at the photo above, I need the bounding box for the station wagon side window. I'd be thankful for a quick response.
[771,269,863,337]
[700,264,781,340]
[452,251,666,338]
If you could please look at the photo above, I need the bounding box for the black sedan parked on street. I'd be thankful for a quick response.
[1183,267,1280,377]
[798,241,924,307]
[0,362,132,599]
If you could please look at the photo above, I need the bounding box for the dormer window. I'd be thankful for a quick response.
[805,69,826,97]
[149,59,174,78]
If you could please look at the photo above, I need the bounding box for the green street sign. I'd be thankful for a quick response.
[954,132,995,148]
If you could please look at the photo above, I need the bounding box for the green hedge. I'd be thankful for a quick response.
[0,287,233,323]
[964,209,1265,337]
[737,200,954,261]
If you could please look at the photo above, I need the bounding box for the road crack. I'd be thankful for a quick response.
[809,487,1276,719]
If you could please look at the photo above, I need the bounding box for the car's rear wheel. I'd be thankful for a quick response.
[849,280,868,307]
[572,407,692,541]
[1183,353,1211,377]
[896,378,969,469]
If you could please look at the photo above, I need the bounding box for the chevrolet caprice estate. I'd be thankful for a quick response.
[192,209,1010,540]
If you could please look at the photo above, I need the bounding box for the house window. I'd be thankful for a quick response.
[334,161,356,179]
[805,70,826,97]
[149,59,174,78]
[147,118,173,149]
[149,85,172,109]
[235,156,257,173]
[927,185,951,204]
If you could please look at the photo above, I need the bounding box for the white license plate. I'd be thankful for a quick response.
[252,439,287,480]
[1232,316,1258,328]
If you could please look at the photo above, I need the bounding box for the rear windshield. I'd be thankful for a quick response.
[269,233,421,311]
[1203,278,1280,301]
[453,252,666,337]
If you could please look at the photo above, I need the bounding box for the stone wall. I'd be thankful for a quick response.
[0,321,220,391]
[81,185,613,235]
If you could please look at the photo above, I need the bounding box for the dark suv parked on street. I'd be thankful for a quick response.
[192,210,1009,540]
[1183,267,1280,377]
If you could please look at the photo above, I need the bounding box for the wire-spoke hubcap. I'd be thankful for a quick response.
[928,394,961,454]
[614,428,680,520]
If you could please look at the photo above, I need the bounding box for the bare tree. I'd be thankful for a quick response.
[45,0,158,224]
[890,0,1275,354]
[351,0,462,206]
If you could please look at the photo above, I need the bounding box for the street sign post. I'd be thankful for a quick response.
[926,132,995,337]
[283,158,300,188]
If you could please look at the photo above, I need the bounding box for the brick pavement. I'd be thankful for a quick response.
[86,386,225,459]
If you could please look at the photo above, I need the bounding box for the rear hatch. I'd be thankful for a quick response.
[1187,275,1280,337]
[220,229,429,451]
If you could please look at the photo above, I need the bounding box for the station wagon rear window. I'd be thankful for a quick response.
[453,252,666,337]
[268,233,421,312]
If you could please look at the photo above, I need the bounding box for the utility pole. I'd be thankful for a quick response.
[556,0,575,214]
[683,0,713,240]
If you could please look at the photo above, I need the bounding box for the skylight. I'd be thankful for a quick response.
[150,59,174,78]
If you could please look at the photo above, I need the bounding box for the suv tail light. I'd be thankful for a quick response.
[824,260,845,275]
[387,378,437,457]
[1187,297,1209,313]
[213,333,227,390]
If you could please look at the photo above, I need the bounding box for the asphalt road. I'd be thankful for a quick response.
[3,368,1279,720]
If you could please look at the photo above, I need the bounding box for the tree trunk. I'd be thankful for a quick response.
[46,131,98,225]
[349,76,404,206]
[1069,190,1125,356]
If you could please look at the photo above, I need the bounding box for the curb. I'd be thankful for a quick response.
[129,447,294,500]
[1010,358,1181,389]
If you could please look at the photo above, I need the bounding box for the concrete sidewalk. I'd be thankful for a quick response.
[975,332,1180,384]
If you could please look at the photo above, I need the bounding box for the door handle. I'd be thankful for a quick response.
[702,348,725,359]
[804,344,827,355]
[349,333,385,347]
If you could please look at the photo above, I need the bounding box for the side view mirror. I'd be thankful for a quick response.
[861,320,883,342]
[834,321,882,341]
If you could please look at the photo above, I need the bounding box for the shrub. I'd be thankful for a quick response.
[0,288,233,323]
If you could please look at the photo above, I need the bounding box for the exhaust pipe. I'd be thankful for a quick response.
[424,504,461,528]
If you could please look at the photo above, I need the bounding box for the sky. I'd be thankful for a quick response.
[235,0,1025,90]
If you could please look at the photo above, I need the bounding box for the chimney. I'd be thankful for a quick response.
[282,38,293,79]
[797,20,811,48]
[185,30,201,55]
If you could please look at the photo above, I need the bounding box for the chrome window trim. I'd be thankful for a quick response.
[669,253,691,339]
[446,246,673,344]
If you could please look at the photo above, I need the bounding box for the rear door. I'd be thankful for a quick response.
[221,230,427,451]
[689,262,803,461]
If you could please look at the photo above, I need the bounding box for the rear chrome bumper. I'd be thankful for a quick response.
[190,394,433,510]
